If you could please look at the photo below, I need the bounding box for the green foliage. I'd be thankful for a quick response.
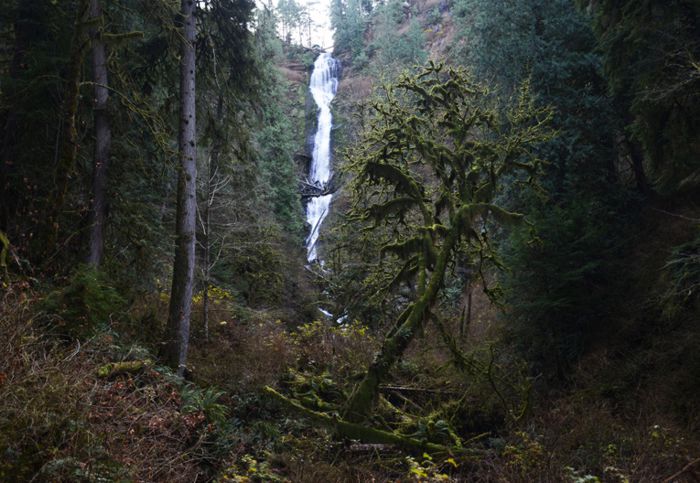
[219,453,287,481]
[585,0,700,193]
[453,0,640,378]
[332,0,370,58]
[660,227,700,320]
[502,431,547,477]
[375,18,427,67]
[453,0,616,198]
[190,6,308,316]
[336,63,552,322]
[0,1,78,261]
[501,199,633,376]
[253,15,306,236]
[277,0,310,45]
[361,0,427,72]
[41,266,126,338]
[405,452,457,481]
[340,63,552,418]
[181,385,229,425]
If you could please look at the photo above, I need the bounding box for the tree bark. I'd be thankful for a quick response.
[460,279,472,340]
[202,157,210,343]
[265,386,471,454]
[166,0,197,376]
[87,0,111,266]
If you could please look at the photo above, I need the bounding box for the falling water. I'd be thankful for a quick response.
[305,53,339,262]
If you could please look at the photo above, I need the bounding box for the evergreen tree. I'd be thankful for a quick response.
[452,0,633,375]
[583,0,700,194]
[331,0,368,59]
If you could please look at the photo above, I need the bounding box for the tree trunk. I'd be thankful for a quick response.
[201,95,225,344]
[48,0,90,247]
[203,276,210,342]
[628,137,652,197]
[460,279,472,340]
[87,0,111,266]
[344,213,460,421]
[202,166,210,343]
[166,0,197,376]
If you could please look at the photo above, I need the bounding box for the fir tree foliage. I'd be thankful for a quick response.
[452,0,637,376]
[453,0,616,197]
[331,0,371,58]
[583,0,700,193]
[373,14,426,68]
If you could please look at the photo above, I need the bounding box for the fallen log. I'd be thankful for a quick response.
[264,386,481,456]
[96,359,152,378]
[380,385,461,397]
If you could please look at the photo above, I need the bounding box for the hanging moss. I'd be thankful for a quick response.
[340,63,552,420]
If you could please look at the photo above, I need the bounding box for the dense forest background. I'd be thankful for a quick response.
[0,0,699,481]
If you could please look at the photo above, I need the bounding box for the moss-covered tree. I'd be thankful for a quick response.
[342,63,552,420]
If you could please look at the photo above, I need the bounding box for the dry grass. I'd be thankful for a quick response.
[0,282,222,482]
[3,253,699,483]
[338,74,373,102]
[278,64,307,84]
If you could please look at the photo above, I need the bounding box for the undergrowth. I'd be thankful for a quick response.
[2,222,699,483]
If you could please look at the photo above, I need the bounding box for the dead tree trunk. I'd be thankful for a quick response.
[86,0,111,266]
[166,0,197,376]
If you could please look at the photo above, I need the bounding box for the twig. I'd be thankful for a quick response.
[651,207,700,223]
[663,457,700,483]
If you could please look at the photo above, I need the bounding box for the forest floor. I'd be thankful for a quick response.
[2,204,700,483]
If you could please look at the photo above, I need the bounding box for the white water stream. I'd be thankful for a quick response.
[305,53,340,262]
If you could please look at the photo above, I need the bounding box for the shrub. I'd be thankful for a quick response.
[40,266,126,339]
[660,228,700,320]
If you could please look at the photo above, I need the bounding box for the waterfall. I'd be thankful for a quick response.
[305,53,339,262]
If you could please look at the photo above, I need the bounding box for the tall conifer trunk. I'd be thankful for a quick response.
[166,0,197,376]
[87,0,111,266]
[47,0,89,253]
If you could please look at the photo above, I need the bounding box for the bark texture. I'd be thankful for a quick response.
[87,0,111,266]
[166,0,197,376]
